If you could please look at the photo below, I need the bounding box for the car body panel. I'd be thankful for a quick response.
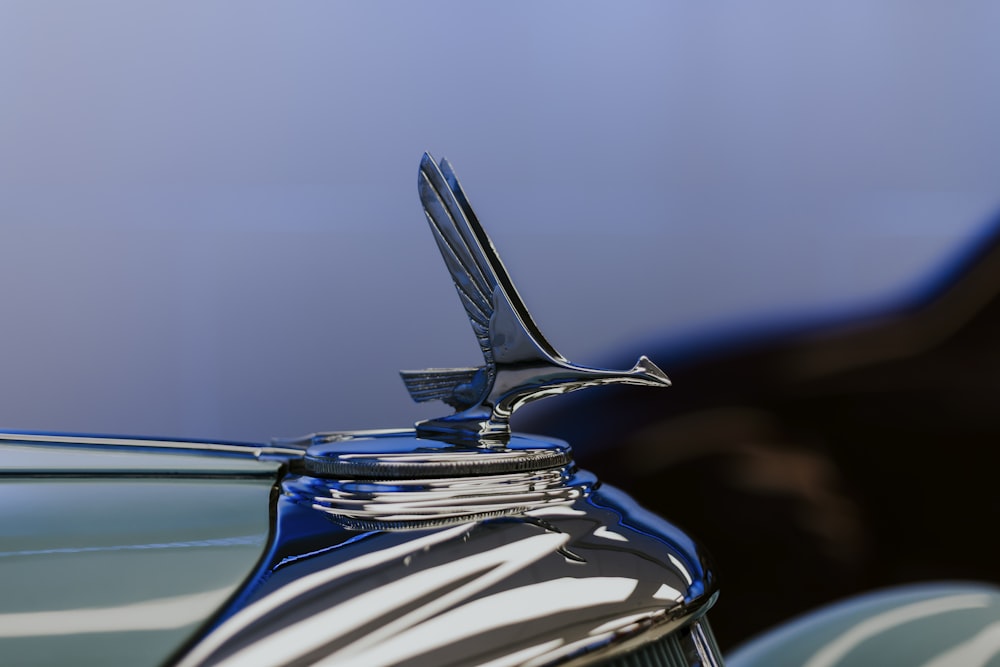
[0,437,281,666]
[727,583,1000,667]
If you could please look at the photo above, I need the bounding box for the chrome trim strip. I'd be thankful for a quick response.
[0,432,304,460]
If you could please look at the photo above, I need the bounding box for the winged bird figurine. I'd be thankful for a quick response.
[402,153,671,442]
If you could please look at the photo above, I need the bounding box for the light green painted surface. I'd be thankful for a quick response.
[727,583,1000,667]
[0,476,275,666]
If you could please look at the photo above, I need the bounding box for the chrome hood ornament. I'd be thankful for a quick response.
[169,154,720,667]
[402,153,671,442]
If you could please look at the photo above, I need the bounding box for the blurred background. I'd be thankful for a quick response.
[2,1,999,648]
[1,2,997,442]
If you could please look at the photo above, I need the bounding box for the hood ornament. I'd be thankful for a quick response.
[401,153,671,443]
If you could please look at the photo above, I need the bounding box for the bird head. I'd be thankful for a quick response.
[629,355,672,387]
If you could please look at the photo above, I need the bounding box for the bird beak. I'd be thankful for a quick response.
[631,355,672,387]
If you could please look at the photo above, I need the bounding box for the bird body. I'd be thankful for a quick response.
[401,153,670,443]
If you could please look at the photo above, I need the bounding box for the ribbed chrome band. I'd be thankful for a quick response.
[599,619,723,667]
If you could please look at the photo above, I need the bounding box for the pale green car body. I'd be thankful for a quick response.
[0,437,279,666]
[729,583,1000,667]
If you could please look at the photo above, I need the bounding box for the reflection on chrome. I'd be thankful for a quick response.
[320,577,639,667]
[0,431,303,460]
[297,430,574,478]
[178,452,718,666]
[689,621,725,667]
[476,639,565,667]
[210,534,574,667]
[670,553,695,587]
[594,526,630,542]
[654,583,685,603]
[589,612,661,636]
[284,466,592,529]
[175,523,476,667]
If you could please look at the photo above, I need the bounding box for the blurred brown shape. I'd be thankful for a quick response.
[523,222,1000,648]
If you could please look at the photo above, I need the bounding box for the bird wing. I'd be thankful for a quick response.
[399,367,480,408]
[418,153,563,366]
[418,153,496,366]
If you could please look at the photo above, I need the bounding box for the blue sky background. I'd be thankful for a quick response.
[1,2,998,442]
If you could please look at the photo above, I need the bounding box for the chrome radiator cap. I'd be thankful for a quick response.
[296,429,572,479]
[179,429,719,667]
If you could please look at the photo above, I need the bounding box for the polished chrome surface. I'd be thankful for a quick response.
[599,620,723,667]
[0,430,304,462]
[0,442,284,476]
[288,432,586,527]
[402,153,671,443]
[177,449,717,667]
[688,621,725,667]
[285,466,585,530]
[298,429,572,479]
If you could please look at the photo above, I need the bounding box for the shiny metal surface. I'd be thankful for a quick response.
[401,153,671,443]
[284,466,585,530]
[0,443,286,477]
[298,429,571,479]
[288,432,585,528]
[177,431,717,667]
[0,430,304,462]
[688,621,725,667]
[599,620,723,667]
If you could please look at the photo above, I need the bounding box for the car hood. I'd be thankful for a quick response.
[0,435,281,667]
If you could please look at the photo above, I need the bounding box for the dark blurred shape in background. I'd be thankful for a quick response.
[523,217,1000,648]
[1,3,998,443]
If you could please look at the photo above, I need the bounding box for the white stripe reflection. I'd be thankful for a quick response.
[803,593,993,667]
[475,640,565,667]
[210,532,569,667]
[318,577,639,667]
[921,620,1000,667]
[174,523,474,667]
[0,588,233,637]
